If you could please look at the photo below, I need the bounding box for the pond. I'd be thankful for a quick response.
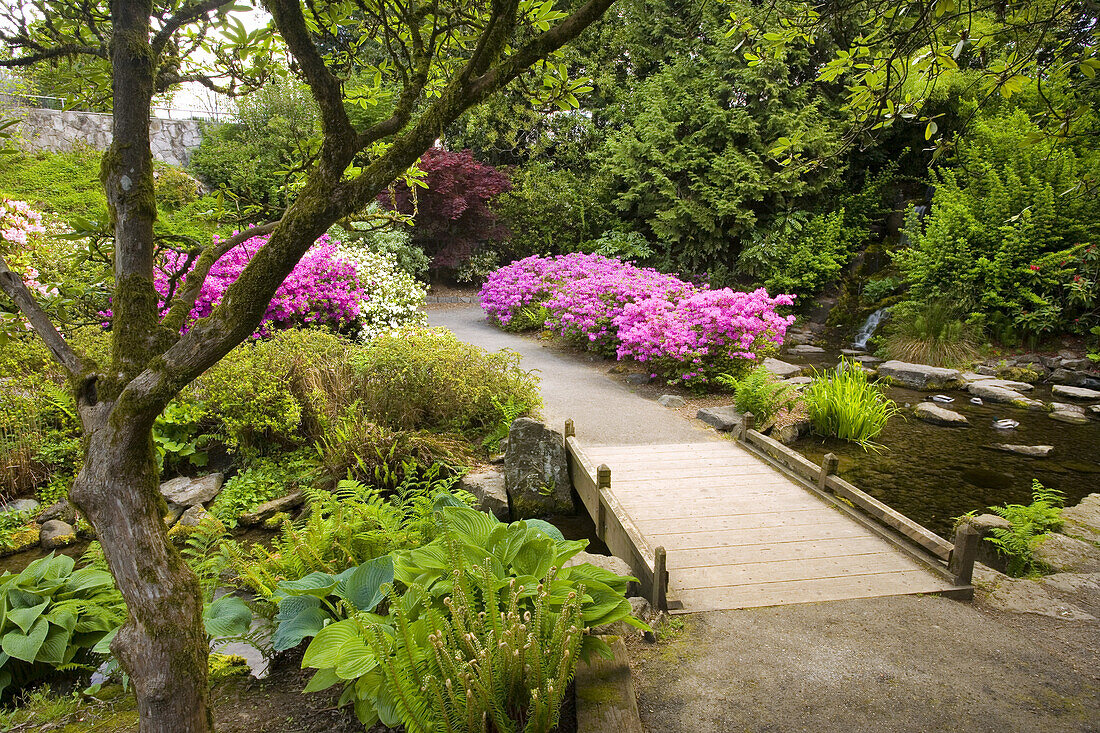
[791,382,1100,538]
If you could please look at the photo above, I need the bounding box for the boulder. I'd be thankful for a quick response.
[763,357,802,379]
[1060,358,1093,371]
[976,365,998,376]
[0,498,39,515]
[178,505,209,527]
[771,418,811,445]
[624,373,654,386]
[1048,368,1100,388]
[784,376,814,386]
[1051,384,1100,401]
[878,360,964,390]
[40,519,76,550]
[1091,405,1100,416]
[238,491,306,527]
[39,500,76,524]
[503,418,573,517]
[1033,532,1100,573]
[1062,494,1100,544]
[657,394,686,409]
[696,405,744,432]
[164,503,187,528]
[458,469,510,520]
[786,344,826,356]
[981,577,1096,621]
[913,402,969,427]
[966,382,1044,409]
[159,473,224,506]
[989,444,1054,458]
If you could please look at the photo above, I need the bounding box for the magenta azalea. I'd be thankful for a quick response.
[481,253,795,386]
[154,231,365,337]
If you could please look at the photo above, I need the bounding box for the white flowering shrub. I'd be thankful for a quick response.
[336,244,428,340]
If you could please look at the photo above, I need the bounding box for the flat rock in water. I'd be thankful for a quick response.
[40,519,76,550]
[458,469,509,520]
[657,394,686,409]
[989,444,1054,458]
[786,344,826,356]
[238,491,306,527]
[160,473,224,506]
[913,402,968,426]
[973,378,1034,392]
[967,382,1044,409]
[878,360,964,390]
[851,355,883,365]
[763,357,802,379]
[1052,384,1100,401]
[696,405,744,432]
[839,348,865,356]
[1049,410,1089,425]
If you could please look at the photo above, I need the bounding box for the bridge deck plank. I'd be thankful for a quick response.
[582,442,955,612]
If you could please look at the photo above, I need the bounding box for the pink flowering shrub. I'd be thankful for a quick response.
[155,232,365,337]
[481,253,795,386]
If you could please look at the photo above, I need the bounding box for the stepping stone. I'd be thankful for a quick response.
[913,402,968,426]
[967,382,1044,409]
[851,355,883,365]
[1050,410,1089,425]
[763,357,802,379]
[878,361,964,390]
[973,378,1034,392]
[989,444,1054,458]
[1052,385,1100,401]
[784,376,814,386]
[840,348,866,356]
[786,344,826,356]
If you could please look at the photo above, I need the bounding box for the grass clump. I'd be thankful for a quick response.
[883,300,981,367]
[717,365,798,428]
[803,359,899,448]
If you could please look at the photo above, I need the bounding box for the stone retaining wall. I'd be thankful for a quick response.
[7,106,203,167]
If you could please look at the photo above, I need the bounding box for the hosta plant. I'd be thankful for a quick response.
[0,553,125,696]
[293,499,644,730]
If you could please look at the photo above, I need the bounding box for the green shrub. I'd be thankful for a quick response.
[152,396,213,473]
[803,360,899,448]
[716,365,798,427]
[294,500,642,730]
[982,480,1065,577]
[0,553,125,697]
[883,301,981,367]
[739,209,859,298]
[351,327,541,437]
[188,76,320,218]
[894,109,1100,338]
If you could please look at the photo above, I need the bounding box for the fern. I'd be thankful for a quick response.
[717,365,798,427]
[481,395,529,452]
[983,479,1065,577]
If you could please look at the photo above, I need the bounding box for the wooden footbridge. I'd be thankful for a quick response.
[564,417,979,614]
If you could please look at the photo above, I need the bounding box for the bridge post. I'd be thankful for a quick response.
[738,412,756,441]
[564,419,575,441]
[651,546,668,612]
[948,519,981,588]
[818,453,839,491]
[597,464,611,538]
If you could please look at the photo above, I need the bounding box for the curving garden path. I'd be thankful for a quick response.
[429,303,955,611]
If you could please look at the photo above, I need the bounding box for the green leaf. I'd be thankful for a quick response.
[7,600,48,634]
[272,607,329,652]
[303,667,341,693]
[275,571,339,598]
[340,556,394,613]
[2,617,49,663]
[302,618,361,669]
[525,518,564,541]
[38,623,73,665]
[335,635,377,680]
[203,595,253,639]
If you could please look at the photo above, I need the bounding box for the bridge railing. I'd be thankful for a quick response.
[734,412,976,597]
[564,420,672,612]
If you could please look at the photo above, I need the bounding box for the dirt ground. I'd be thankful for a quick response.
[627,593,1100,733]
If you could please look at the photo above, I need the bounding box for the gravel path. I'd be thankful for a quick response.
[430,303,1100,733]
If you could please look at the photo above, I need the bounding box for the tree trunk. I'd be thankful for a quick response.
[70,403,212,733]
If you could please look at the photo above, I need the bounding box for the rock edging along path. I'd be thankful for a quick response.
[428,304,710,446]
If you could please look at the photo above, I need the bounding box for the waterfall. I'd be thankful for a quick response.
[852,307,889,350]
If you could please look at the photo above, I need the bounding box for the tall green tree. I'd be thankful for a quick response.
[0,0,615,730]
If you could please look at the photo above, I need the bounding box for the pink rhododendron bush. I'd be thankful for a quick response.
[155,231,365,337]
[481,253,795,386]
